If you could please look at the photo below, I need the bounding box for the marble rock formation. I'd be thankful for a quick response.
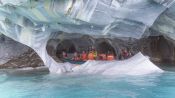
[46,33,175,66]
[0,35,44,69]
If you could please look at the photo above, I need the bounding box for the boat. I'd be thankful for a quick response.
[61,58,86,65]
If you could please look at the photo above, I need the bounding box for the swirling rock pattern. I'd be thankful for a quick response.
[0,0,175,72]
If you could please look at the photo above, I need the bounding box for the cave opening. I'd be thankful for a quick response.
[96,41,116,56]
[56,40,76,58]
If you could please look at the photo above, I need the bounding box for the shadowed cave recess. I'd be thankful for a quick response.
[46,32,175,69]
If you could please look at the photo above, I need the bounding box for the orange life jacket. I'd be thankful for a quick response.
[81,53,87,61]
[88,52,94,60]
[107,54,115,61]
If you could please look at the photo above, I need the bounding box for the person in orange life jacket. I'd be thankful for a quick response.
[87,46,94,60]
[92,48,98,59]
[99,53,107,60]
[107,51,115,61]
[81,51,87,61]
[88,51,94,60]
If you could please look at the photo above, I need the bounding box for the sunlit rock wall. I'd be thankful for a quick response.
[152,3,175,40]
[0,0,173,39]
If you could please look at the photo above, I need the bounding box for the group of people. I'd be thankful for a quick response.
[62,47,132,62]
[79,50,115,61]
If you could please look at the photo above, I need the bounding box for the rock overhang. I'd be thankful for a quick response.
[0,0,175,39]
[0,0,175,72]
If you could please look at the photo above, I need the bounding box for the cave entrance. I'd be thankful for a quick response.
[56,40,76,58]
[96,41,116,56]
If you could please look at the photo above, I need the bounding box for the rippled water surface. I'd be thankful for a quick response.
[0,71,175,98]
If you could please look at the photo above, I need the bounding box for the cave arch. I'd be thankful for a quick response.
[46,39,60,57]
[81,35,95,44]
[56,39,77,58]
[95,39,117,56]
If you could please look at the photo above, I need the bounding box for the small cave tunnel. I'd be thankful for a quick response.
[158,36,174,62]
[95,40,117,56]
[46,33,120,62]
[46,34,95,62]
[56,39,77,58]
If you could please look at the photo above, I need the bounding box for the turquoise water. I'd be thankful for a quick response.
[0,71,175,98]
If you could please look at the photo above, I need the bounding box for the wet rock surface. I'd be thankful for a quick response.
[0,35,44,69]
[0,49,44,69]
[0,35,29,65]
[137,36,175,70]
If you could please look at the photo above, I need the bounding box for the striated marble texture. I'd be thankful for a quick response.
[0,0,175,72]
